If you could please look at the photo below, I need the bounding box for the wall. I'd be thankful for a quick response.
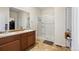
[37,7,55,42]
[55,7,65,46]
[71,7,79,50]
[0,7,9,32]
[38,7,66,46]
[65,7,72,31]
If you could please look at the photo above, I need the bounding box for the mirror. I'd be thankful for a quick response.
[9,7,30,30]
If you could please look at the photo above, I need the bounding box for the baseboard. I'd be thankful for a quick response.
[55,44,63,47]
[54,43,66,47]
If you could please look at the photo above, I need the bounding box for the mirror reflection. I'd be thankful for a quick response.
[9,7,30,31]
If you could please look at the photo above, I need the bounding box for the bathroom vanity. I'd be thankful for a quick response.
[0,30,36,51]
[0,7,35,51]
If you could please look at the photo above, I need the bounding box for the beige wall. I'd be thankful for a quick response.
[55,7,66,46]
[37,7,55,42]
[0,7,9,32]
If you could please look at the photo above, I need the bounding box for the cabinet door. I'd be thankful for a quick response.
[0,40,20,51]
[21,34,28,50]
[28,34,35,47]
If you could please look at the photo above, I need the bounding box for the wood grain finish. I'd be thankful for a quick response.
[0,35,20,45]
[28,32,35,47]
[0,40,20,51]
[21,33,28,50]
[0,31,36,51]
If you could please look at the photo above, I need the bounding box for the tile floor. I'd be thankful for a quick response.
[29,40,70,51]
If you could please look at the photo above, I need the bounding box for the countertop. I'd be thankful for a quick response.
[0,29,35,38]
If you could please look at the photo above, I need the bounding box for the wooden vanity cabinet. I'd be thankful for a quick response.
[0,35,21,51]
[27,31,35,47]
[20,31,36,50]
[0,31,36,51]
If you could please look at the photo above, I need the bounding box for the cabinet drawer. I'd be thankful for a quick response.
[0,40,20,51]
[0,35,21,45]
